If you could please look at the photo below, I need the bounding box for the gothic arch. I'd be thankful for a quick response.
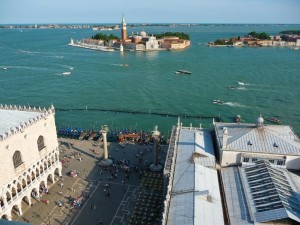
[31,171,36,181]
[47,173,54,183]
[40,165,44,174]
[22,178,27,189]
[11,187,17,198]
[6,191,11,203]
[36,168,40,177]
[13,151,23,168]
[27,175,31,185]
[0,195,5,207]
[17,183,22,193]
[37,135,45,151]
[11,204,21,218]
[1,214,8,220]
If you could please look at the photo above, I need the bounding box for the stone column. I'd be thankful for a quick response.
[102,131,108,160]
[99,126,112,166]
[150,126,162,172]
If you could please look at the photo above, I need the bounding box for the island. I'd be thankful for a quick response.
[208,30,300,48]
[68,16,191,52]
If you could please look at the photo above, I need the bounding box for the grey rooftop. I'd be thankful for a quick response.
[215,122,300,156]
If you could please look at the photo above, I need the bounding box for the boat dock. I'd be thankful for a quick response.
[55,107,219,120]
[68,40,115,52]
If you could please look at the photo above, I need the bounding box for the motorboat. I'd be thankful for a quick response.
[63,72,71,75]
[266,117,281,123]
[175,70,192,75]
[213,100,223,104]
[3,67,7,70]
[227,86,237,90]
[237,81,245,86]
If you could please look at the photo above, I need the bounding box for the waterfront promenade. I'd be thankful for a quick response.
[15,138,167,225]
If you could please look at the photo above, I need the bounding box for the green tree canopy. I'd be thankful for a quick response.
[248,31,271,40]
[92,33,119,42]
[213,39,233,45]
[154,32,190,40]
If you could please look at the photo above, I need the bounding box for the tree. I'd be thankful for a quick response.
[153,32,190,40]
[92,33,119,42]
[248,31,270,40]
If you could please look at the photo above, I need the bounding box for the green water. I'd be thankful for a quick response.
[0,25,300,134]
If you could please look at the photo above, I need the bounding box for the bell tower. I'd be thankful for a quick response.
[121,15,127,42]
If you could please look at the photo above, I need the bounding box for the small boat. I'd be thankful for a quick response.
[266,117,281,123]
[175,70,192,75]
[3,67,7,70]
[227,86,237,90]
[213,100,223,104]
[63,72,71,75]
[236,115,241,123]
[237,82,245,86]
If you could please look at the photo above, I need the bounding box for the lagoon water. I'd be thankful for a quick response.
[0,24,300,135]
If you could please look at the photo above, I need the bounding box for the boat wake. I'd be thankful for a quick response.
[19,49,41,54]
[111,64,129,67]
[223,102,248,108]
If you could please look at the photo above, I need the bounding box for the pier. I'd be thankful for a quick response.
[56,107,219,120]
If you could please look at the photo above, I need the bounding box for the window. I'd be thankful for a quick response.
[252,158,257,162]
[269,160,275,164]
[37,136,45,151]
[243,158,249,162]
[277,160,285,166]
[13,151,23,168]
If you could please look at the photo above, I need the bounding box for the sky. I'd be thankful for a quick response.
[0,0,300,24]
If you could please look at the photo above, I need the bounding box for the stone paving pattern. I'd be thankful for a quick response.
[13,137,166,225]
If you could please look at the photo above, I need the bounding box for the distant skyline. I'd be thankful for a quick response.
[0,0,300,24]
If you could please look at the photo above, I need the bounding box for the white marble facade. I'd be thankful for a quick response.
[0,104,62,220]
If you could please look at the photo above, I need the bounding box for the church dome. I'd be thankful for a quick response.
[257,115,264,125]
[140,31,147,37]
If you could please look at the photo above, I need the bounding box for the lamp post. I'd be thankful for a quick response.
[149,125,163,172]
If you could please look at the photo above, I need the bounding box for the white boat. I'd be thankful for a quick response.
[63,72,71,75]
[237,81,245,86]
[175,70,192,75]
[3,67,7,70]
[213,100,223,104]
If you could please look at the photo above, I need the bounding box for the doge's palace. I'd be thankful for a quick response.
[0,104,62,221]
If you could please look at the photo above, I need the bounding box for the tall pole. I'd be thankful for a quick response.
[100,125,112,166]
[102,131,108,160]
[150,125,162,172]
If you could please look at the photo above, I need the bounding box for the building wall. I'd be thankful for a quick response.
[146,37,159,50]
[0,107,62,220]
[221,150,300,170]
[221,151,241,167]
[286,155,300,170]
[0,114,58,187]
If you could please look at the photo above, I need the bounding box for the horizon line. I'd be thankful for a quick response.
[1,22,300,25]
